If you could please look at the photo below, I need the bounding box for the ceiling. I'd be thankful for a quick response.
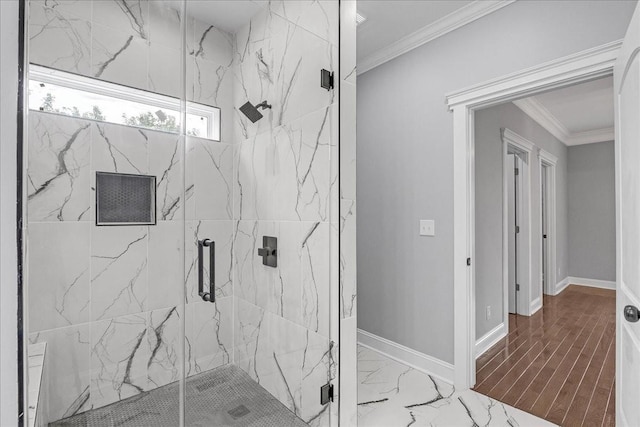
[356,1,472,63]
[513,76,614,146]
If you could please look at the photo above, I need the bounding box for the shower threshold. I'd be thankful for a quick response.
[50,364,309,427]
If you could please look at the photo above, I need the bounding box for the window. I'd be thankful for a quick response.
[28,64,221,141]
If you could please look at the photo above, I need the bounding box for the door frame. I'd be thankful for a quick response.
[502,129,534,319]
[539,150,558,297]
[445,39,620,389]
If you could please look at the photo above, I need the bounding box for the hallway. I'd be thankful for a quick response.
[474,285,616,426]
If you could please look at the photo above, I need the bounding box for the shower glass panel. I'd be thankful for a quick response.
[23,1,338,426]
[182,1,337,425]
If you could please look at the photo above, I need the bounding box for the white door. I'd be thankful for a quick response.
[615,3,640,425]
[507,154,518,314]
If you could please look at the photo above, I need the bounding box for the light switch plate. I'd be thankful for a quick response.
[420,220,435,236]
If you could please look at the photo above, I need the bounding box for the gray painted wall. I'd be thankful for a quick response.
[356,0,635,363]
[568,141,616,281]
[474,103,568,339]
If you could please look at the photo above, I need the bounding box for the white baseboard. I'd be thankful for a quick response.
[568,276,616,290]
[475,323,507,359]
[554,277,570,295]
[530,297,542,315]
[357,329,454,384]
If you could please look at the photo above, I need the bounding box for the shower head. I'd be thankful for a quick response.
[239,101,271,123]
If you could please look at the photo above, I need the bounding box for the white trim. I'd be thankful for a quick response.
[539,148,558,166]
[566,127,615,146]
[554,277,571,295]
[530,297,542,315]
[502,129,533,317]
[513,97,614,146]
[513,97,570,143]
[539,151,557,297]
[447,40,619,389]
[475,323,507,359]
[568,276,616,290]
[446,40,621,109]
[357,329,454,384]
[357,1,515,75]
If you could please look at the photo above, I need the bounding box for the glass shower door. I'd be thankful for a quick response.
[24,0,337,425]
[25,0,188,424]
[181,1,338,426]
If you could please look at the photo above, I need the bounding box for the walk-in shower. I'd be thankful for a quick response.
[22,0,351,425]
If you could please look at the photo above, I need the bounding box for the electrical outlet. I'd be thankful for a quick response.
[420,220,435,236]
[486,306,491,320]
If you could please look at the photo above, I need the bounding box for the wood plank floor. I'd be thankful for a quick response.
[474,285,616,426]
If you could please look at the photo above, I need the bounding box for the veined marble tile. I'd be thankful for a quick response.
[234,106,333,222]
[234,297,268,381]
[234,220,301,325]
[91,226,148,321]
[340,0,357,84]
[148,43,182,99]
[28,0,92,75]
[28,222,90,332]
[185,297,233,377]
[357,345,557,427]
[91,121,149,175]
[91,313,149,409]
[29,324,91,423]
[340,82,356,201]
[188,137,233,220]
[233,9,335,141]
[299,331,333,426]
[149,132,184,221]
[340,316,358,426]
[147,221,183,311]
[301,222,330,338]
[149,0,183,52]
[185,220,234,304]
[91,0,149,41]
[340,200,356,318]
[147,306,182,388]
[27,113,91,222]
[268,0,339,46]
[258,311,305,416]
[91,22,149,90]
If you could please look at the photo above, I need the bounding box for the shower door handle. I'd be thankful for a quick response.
[197,239,215,303]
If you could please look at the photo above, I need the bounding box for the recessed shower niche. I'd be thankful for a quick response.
[95,172,156,225]
[22,0,352,426]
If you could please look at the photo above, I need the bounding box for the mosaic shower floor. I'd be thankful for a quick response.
[50,365,308,427]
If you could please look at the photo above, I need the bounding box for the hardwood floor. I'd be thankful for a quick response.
[474,285,616,426]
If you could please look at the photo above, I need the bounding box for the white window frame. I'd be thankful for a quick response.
[28,64,221,141]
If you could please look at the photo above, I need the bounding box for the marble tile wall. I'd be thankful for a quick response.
[339,1,358,426]
[26,0,346,425]
[28,0,235,141]
[231,2,339,426]
[26,110,235,422]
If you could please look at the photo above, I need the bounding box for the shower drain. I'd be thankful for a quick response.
[227,404,250,419]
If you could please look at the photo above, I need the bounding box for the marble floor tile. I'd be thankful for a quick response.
[357,345,557,427]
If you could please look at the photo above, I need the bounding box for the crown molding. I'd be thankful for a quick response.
[565,127,615,146]
[513,97,570,142]
[446,39,621,109]
[357,0,516,76]
[513,96,614,146]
